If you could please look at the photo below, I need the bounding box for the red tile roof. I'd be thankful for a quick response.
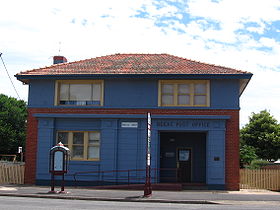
[17,53,250,76]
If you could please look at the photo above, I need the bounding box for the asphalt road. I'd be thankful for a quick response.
[0,196,280,210]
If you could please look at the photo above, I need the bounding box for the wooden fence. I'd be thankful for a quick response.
[240,169,280,191]
[0,162,25,184]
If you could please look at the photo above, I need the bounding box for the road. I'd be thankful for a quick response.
[0,196,280,210]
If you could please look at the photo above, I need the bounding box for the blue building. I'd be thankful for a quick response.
[16,54,252,190]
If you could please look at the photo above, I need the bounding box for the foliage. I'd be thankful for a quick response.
[247,159,270,169]
[240,110,280,161]
[0,94,27,154]
[240,144,258,168]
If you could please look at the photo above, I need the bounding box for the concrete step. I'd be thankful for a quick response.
[86,183,183,191]
[79,183,207,191]
[182,183,208,190]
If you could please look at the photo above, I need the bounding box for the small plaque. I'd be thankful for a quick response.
[121,122,138,128]
[214,157,220,161]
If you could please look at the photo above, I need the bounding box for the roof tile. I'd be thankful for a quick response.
[16,53,250,76]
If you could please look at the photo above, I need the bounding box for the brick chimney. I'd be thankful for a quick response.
[53,56,67,64]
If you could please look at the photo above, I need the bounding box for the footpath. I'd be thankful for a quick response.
[0,184,279,205]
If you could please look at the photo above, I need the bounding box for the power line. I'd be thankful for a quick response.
[0,53,21,100]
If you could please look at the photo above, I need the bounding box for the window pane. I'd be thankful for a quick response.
[60,84,69,100]
[92,84,101,101]
[57,132,68,144]
[194,83,206,94]
[88,146,99,159]
[70,84,91,100]
[73,146,84,158]
[178,84,190,94]
[194,95,206,105]
[162,84,173,94]
[178,95,190,105]
[73,132,84,144]
[74,101,87,105]
[89,132,100,144]
[162,95,173,105]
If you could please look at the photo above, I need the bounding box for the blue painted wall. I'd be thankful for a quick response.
[30,76,235,187]
[36,116,226,187]
[36,117,148,183]
[105,79,158,107]
[28,80,55,107]
[36,118,55,182]
[210,79,240,108]
[28,78,240,109]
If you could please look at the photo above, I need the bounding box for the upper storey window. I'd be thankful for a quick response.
[158,80,210,107]
[56,80,104,106]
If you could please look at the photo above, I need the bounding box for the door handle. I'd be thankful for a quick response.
[176,162,179,168]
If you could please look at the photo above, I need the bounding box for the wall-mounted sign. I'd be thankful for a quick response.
[156,120,210,128]
[121,122,138,128]
[179,150,190,161]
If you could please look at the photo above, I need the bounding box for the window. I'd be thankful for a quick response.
[159,80,210,107]
[56,80,103,106]
[57,131,100,161]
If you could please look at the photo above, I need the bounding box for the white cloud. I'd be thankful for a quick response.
[246,22,266,34]
[259,37,277,48]
[240,69,280,126]
[187,0,280,25]
[185,0,280,46]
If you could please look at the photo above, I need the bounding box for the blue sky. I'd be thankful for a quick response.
[0,0,280,126]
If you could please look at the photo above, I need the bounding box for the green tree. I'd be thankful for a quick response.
[239,144,258,168]
[0,94,27,154]
[247,159,269,169]
[240,110,280,161]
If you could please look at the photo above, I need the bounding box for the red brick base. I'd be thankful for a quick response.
[24,110,38,184]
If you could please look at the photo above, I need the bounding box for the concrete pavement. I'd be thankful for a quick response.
[0,184,279,205]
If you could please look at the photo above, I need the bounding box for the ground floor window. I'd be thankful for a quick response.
[57,131,100,161]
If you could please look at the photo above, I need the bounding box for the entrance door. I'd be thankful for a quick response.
[160,132,206,183]
[177,148,192,183]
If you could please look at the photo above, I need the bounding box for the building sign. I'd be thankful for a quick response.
[156,120,210,128]
[121,122,138,128]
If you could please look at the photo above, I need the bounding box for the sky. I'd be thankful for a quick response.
[0,0,280,126]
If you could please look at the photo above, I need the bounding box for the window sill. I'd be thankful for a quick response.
[70,159,100,161]
[159,105,210,107]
